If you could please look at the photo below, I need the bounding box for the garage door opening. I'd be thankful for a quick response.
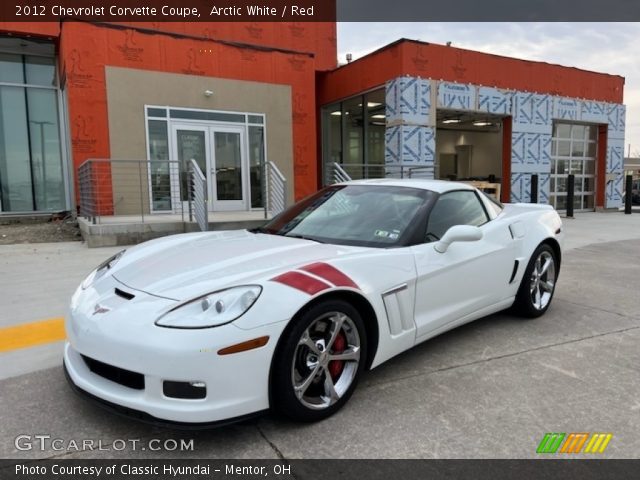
[436,110,504,200]
[550,122,597,212]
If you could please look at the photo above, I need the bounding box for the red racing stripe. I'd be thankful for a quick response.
[271,271,331,295]
[301,262,359,289]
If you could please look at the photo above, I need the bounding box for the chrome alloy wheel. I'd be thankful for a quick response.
[291,312,361,410]
[529,250,556,310]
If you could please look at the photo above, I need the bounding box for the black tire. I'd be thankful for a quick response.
[271,299,367,422]
[512,243,559,318]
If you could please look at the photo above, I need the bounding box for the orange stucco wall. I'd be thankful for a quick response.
[112,22,337,71]
[1,21,336,70]
[318,40,625,105]
[3,21,336,208]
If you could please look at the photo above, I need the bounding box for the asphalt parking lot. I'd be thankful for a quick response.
[1,212,639,459]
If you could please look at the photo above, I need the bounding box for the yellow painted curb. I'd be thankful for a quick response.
[0,318,66,353]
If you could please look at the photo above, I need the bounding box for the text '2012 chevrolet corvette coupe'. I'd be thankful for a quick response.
[64,179,563,426]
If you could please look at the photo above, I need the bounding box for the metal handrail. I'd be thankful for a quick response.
[77,161,95,222]
[77,158,185,225]
[77,158,286,226]
[267,161,287,215]
[189,159,208,232]
[327,162,434,185]
[333,162,352,183]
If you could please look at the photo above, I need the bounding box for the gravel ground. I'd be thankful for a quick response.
[0,217,81,245]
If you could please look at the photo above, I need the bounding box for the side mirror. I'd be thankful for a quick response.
[434,225,483,253]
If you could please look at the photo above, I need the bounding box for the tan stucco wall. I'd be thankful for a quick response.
[105,66,293,215]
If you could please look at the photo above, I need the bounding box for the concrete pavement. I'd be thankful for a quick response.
[560,211,640,250]
[0,212,639,458]
[0,242,123,328]
[0,243,123,379]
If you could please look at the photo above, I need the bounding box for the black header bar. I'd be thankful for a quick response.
[1,0,639,22]
[1,459,640,480]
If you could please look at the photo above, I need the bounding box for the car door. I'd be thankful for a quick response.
[410,190,515,340]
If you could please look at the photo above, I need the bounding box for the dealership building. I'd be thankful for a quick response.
[0,20,626,222]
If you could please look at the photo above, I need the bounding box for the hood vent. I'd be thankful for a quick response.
[114,288,135,300]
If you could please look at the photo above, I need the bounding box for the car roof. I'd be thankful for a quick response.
[340,178,476,194]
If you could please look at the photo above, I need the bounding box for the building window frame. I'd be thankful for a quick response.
[321,86,386,185]
[0,45,68,214]
[144,105,267,213]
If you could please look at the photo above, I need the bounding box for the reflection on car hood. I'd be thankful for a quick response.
[111,230,363,300]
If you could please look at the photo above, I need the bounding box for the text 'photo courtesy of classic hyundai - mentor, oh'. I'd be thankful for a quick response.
[64,179,563,426]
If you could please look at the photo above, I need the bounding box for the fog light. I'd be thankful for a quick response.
[163,380,207,399]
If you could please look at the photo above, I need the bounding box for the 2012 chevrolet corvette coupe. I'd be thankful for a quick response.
[64,179,563,426]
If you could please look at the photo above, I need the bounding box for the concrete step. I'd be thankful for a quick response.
[78,214,270,247]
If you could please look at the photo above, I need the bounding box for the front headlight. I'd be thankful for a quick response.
[155,285,262,329]
[80,250,126,290]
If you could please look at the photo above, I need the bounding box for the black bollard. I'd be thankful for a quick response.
[566,174,575,218]
[530,174,538,203]
[625,174,632,215]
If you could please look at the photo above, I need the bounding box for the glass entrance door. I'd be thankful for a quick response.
[171,123,248,212]
[171,124,210,210]
[210,126,247,211]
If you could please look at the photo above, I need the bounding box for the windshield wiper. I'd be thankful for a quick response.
[284,234,325,244]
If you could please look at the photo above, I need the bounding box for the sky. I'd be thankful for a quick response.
[338,22,639,156]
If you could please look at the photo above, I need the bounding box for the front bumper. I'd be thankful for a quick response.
[65,281,289,424]
[62,361,265,429]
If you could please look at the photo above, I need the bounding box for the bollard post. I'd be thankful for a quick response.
[625,174,633,215]
[566,174,575,218]
[530,174,538,203]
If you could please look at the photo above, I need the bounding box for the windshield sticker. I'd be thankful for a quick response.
[374,230,390,238]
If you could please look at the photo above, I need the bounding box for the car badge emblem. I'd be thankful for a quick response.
[93,303,110,315]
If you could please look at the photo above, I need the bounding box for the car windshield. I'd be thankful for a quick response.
[258,185,433,247]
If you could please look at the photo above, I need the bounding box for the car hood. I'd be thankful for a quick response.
[111,230,365,300]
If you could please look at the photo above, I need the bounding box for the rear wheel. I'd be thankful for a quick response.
[513,243,558,318]
[271,300,366,422]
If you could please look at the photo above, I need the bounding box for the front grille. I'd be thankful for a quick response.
[82,355,145,390]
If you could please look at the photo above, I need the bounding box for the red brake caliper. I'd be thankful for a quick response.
[328,331,346,379]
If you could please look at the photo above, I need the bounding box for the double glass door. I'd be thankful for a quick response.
[172,123,247,211]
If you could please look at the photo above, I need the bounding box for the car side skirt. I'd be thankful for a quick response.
[413,297,515,346]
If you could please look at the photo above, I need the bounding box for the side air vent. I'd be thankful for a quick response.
[114,288,135,300]
[509,260,520,284]
[381,284,413,335]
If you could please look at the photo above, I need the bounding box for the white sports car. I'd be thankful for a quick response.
[64,179,563,426]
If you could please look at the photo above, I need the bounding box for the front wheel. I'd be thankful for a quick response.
[512,243,558,318]
[271,300,367,422]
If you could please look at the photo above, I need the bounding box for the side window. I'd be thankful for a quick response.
[426,190,489,241]
[481,191,504,216]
